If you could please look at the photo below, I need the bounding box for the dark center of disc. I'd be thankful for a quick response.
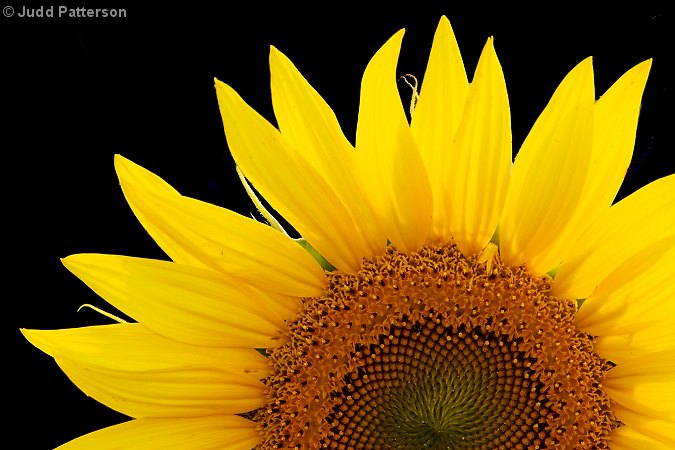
[327,320,550,449]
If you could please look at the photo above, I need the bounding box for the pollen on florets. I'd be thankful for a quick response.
[256,244,618,449]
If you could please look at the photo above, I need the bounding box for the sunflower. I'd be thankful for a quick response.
[23,16,674,449]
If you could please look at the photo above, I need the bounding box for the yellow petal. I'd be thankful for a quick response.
[215,80,365,273]
[604,350,675,421]
[553,174,675,299]
[355,29,432,252]
[62,254,292,348]
[587,59,652,211]
[610,425,673,450]
[115,155,326,297]
[594,322,675,365]
[528,60,652,272]
[499,58,594,271]
[612,402,675,448]
[410,16,469,239]
[269,46,385,257]
[445,37,511,256]
[21,323,269,379]
[55,356,265,418]
[56,416,259,450]
[575,235,675,337]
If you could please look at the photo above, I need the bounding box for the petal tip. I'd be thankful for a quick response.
[581,55,594,68]
[268,45,289,68]
[113,153,132,171]
[634,58,653,76]
[61,254,86,274]
[389,28,406,46]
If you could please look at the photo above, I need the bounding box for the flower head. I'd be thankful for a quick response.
[23,16,674,449]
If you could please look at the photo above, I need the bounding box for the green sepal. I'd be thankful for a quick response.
[295,238,336,272]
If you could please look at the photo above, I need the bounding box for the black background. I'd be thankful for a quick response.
[4,3,673,448]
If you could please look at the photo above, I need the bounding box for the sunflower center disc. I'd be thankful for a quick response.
[257,244,618,449]
[333,323,542,448]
